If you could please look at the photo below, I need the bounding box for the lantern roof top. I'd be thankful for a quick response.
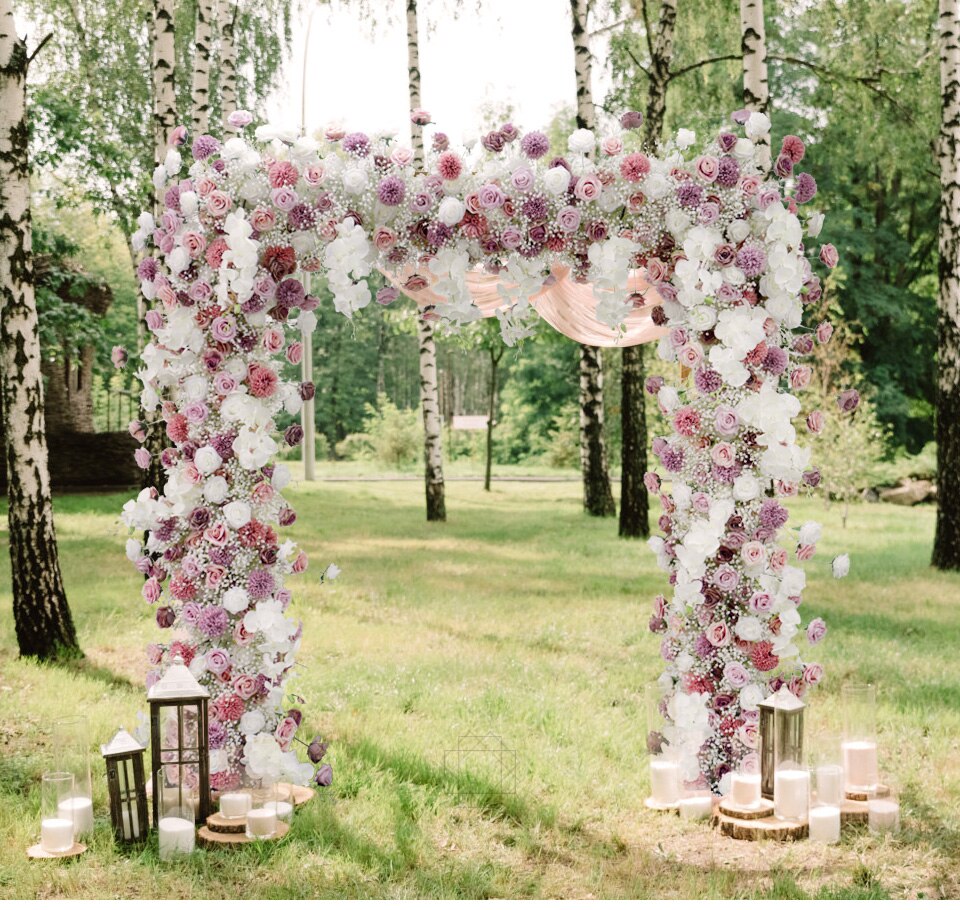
[100,726,146,757]
[147,656,209,701]
[759,688,805,712]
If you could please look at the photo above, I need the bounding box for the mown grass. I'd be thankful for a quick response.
[1,477,958,898]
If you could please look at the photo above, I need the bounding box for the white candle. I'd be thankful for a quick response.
[842,741,878,792]
[41,818,74,853]
[263,799,293,822]
[121,804,140,839]
[678,795,713,820]
[158,816,195,860]
[774,768,810,821]
[58,796,94,835]
[868,799,900,834]
[245,806,277,839]
[815,764,845,806]
[730,772,761,809]
[219,792,252,819]
[808,805,840,843]
[649,759,680,807]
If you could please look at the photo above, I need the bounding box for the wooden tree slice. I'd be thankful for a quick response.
[644,797,678,812]
[717,798,775,820]
[718,813,807,841]
[845,784,890,802]
[206,812,248,834]
[198,821,290,848]
[841,798,870,826]
[27,842,87,860]
[287,784,315,806]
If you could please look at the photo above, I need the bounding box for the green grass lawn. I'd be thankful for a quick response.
[1,478,959,898]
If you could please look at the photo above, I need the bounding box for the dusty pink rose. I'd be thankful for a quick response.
[724,661,751,689]
[304,164,326,186]
[806,617,827,643]
[206,190,232,217]
[271,186,298,212]
[706,621,730,647]
[204,522,228,545]
[695,155,719,182]
[600,136,623,156]
[749,592,772,614]
[182,231,207,258]
[711,442,736,468]
[769,547,788,572]
[741,540,766,567]
[797,543,816,561]
[691,492,710,512]
[819,243,839,268]
[205,565,226,588]
[816,321,834,344]
[142,577,162,604]
[390,146,414,168]
[374,227,397,251]
[214,372,237,395]
[250,207,277,232]
[738,723,759,748]
[556,206,581,232]
[291,552,309,573]
[286,341,304,364]
[233,675,258,700]
[275,716,298,748]
[789,366,812,390]
[714,566,740,592]
[574,174,603,201]
[510,167,535,192]
[803,663,824,685]
[262,327,284,354]
[714,406,739,436]
[806,410,824,434]
[134,447,151,470]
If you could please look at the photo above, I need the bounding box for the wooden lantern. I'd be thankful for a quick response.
[147,656,211,826]
[758,688,805,799]
[101,727,148,844]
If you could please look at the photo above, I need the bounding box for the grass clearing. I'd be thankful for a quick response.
[1,477,958,898]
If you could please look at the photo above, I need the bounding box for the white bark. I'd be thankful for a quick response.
[152,0,176,173]
[192,0,215,136]
[0,2,78,658]
[406,0,445,520]
[219,0,238,122]
[740,0,770,171]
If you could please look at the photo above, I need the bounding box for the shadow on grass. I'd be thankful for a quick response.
[60,656,141,693]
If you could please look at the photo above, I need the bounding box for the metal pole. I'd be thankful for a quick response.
[301,272,316,481]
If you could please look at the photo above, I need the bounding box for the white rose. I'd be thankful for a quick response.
[342,167,367,195]
[244,732,284,781]
[568,128,596,154]
[740,684,763,711]
[798,521,822,546]
[179,190,198,216]
[438,196,466,226]
[298,310,317,334]
[325,563,341,580]
[203,475,228,503]
[137,212,155,232]
[182,374,208,400]
[657,385,681,412]
[832,554,850,578]
[223,500,252,529]
[544,165,571,195]
[733,473,761,502]
[643,172,670,199]
[222,586,249,614]
[735,616,763,642]
[727,219,751,243]
[209,748,228,773]
[167,246,189,274]
[224,356,248,380]
[733,137,755,159]
[163,148,182,175]
[807,212,825,238]
[745,111,771,140]
[271,463,291,491]
[689,305,717,331]
[194,445,222,475]
[239,710,266,737]
[152,164,167,189]
[675,128,696,150]
[676,652,694,672]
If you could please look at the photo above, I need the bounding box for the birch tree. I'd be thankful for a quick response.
[571,0,616,518]
[740,0,770,170]
[407,0,446,520]
[934,0,960,570]
[219,0,238,122]
[192,0,215,134]
[0,2,80,660]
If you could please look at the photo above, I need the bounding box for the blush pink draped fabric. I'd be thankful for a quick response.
[383,265,667,348]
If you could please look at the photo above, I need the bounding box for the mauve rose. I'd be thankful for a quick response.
[713,243,736,266]
[819,243,839,268]
[695,155,719,182]
[142,577,162,604]
[724,661,751,688]
[275,716,298,748]
[477,184,505,209]
[585,220,607,242]
[233,674,258,700]
[156,606,175,628]
[807,617,827,644]
[714,566,739,592]
[789,366,812,390]
[698,202,720,225]
[574,174,602,201]
[803,663,824,686]
[204,523,228,545]
[314,764,333,786]
[817,321,834,344]
[714,406,739,435]
[749,592,772,614]
[374,227,397,250]
[706,621,730,647]
[214,372,237,396]
[511,166,535,192]
[803,468,822,488]
[279,507,297,527]
[284,424,304,447]
[206,648,231,674]
[806,410,824,434]
[837,389,860,413]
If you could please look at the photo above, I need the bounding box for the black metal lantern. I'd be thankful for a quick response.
[758,688,805,799]
[101,727,149,845]
[147,656,211,826]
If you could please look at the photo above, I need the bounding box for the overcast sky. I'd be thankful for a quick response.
[267,0,617,142]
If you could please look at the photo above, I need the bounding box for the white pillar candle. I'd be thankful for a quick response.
[842,741,878,792]
[730,772,762,809]
[121,804,140,840]
[219,792,252,819]
[58,796,94,835]
[41,818,74,853]
[649,759,680,807]
[263,799,293,822]
[678,795,713,820]
[774,768,810,821]
[158,816,195,860]
[808,805,841,843]
[245,806,278,839]
[815,764,845,806]
[868,799,900,834]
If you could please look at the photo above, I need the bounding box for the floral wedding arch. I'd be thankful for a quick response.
[121,108,848,793]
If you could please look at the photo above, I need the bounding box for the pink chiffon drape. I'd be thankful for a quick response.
[382,264,667,348]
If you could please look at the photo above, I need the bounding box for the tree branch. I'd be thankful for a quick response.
[27,32,54,66]
[640,0,654,63]
[624,44,651,79]
[667,53,742,83]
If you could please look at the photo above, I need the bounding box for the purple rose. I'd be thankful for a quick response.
[620,110,644,130]
[806,617,827,644]
[307,736,328,763]
[314,764,333,787]
[837,389,860,413]
[156,606,176,628]
[284,424,304,447]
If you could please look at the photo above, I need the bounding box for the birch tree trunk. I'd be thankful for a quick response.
[571,0,615,518]
[0,5,80,660]
[934,0,960,570]
[220,0,238,122]
[740,0,771,172]
[407,0,445,520]
[192,0,215,136]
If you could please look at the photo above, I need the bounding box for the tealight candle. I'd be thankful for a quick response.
[868,799,900,834]
[41,818,74,853]
[842,741,878,792]
[678,795,713,820]
[263,799,293,822]
[158,816,194,860]
[58,796,94,835]
[730,772,761,809]
[808,805,840,843]
[774,768,810,822]
[219,792,252,819]
[245,806,277,839]
[649,759,680,807]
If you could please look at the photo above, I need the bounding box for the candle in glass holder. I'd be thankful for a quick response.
[158,816,194,859]
[808,805,840,843]
[219,792,252,819]
[649,759,680,807]
[730,772,762,809]
[868,798,900,834]
[58,795,94,835]
[842,741,878,792]
[815,764,845,806]
[121,804,140,840]
[245,806,278,839]
[263,799,293,822]
[774,768,809,822]
[41,818,74,853]
[678,795,712,820]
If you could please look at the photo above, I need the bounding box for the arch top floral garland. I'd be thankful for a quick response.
[122,106,850,793]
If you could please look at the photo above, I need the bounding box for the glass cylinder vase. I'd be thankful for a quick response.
[773,704,809,824]
[841,684,878,795]
[40,772,76,854]
[245,785,280,840]
[156,770,195,860]
[53,716,94,838]
[644,683,680,809]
